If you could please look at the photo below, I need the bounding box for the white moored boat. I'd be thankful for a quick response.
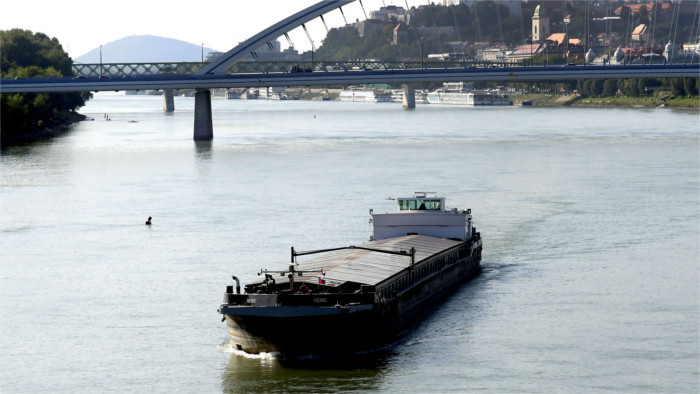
[427,83,512,106]
[339,89,393,103]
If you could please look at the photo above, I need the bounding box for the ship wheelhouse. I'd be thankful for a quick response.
[371,192,473,242]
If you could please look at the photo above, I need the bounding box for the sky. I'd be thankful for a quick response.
[1,0,435,59]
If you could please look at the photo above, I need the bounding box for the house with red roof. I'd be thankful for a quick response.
[632,24,650,43]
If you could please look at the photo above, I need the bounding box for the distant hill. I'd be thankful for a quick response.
[74,35,220,63]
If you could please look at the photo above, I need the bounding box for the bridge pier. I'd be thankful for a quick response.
[402,83,416,109]
[163,89,175,112]
[193,89,213,141]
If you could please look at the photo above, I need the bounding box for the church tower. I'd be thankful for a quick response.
[532,5,549,43]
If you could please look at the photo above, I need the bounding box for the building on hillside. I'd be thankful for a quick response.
[632,24,649,44]
[532,5,550,43]
[356,20,385,38]
[479,48,509,62]
[393,23,409,46]
[546,33,568,46]
[597,32,621,46]
[508,43,543,63]
[370,5,409,22]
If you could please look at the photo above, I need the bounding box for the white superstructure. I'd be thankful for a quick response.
[426,90,511,106]
[371,192,473,241]
[339,90,393,103]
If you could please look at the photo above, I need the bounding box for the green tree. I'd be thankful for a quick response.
[623,79,639,96]
[683,78,698,97]
[638,5,650,26]
[637,78,647,96]
[582,80,594,97]
[602,79,618,97]
[1,29,91,146]
[670,78,685,97]
[592,79,605,97]
[617,79,626,93]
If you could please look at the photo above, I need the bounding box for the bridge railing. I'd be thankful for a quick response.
[72,62,207,77]
[72,56,686,78]
[73,60,529,77]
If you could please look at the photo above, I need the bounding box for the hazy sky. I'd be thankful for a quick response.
[1,0,432,59]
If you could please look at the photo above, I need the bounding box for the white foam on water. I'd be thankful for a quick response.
[218,343,281,360]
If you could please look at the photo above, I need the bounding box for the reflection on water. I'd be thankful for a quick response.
[194,140,213,161]
[221,347,392,393]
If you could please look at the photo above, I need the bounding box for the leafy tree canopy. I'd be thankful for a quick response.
[1,29,73,76]
[1,29,91,146]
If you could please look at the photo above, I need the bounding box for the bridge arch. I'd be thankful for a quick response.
[196,0,356,76]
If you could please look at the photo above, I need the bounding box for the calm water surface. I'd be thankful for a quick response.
[1,93,698,393]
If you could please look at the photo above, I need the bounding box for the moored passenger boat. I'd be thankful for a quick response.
[426,82,512,106]
[339,89,393,103]
[218,193,483,356]
[426,90,512,106]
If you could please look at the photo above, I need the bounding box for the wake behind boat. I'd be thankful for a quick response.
[218,193,483,356]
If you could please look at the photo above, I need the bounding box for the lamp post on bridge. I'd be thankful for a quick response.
[420,37,424,70]
[201,43,204,66]
[99,44,103,77]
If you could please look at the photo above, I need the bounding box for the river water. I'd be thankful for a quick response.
[1,93,698,393]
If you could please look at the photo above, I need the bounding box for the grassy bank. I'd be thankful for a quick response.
[573,95,699,109]
[512,94,699,109]
[513,94,578,106]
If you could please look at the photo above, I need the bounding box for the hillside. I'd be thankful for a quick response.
[74,35,219,63]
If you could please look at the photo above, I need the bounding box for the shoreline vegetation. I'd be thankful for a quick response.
[512,93,699,109]
[2,112,86,147]
[1,29,90,148]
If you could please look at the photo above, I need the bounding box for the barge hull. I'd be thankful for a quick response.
[221,252,481,355]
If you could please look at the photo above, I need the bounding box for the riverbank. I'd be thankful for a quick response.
[1,112,86,148]
[297,89,699,109]
[513,94,700,109]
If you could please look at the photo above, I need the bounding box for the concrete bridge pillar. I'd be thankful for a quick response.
[402,83,416,109]
[163,89,175,112]
[194,89,213,140]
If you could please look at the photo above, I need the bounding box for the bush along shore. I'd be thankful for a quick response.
[513,93,699,109]
[1,29,91,148]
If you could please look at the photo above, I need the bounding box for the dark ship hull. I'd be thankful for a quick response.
[219,235,482,356]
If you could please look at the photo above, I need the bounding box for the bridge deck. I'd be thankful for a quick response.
[3,64,698,93]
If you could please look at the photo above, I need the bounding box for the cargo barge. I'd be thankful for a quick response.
[218,193,482,356]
